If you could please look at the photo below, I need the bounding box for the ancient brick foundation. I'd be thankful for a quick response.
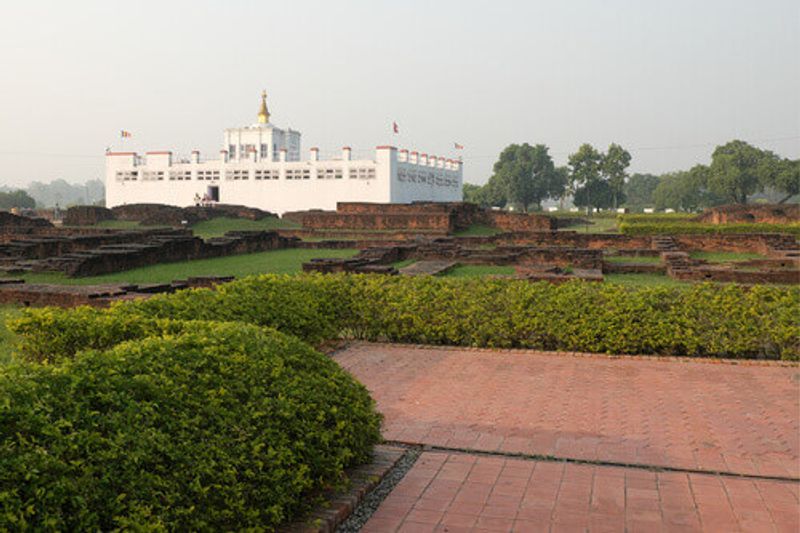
[0,277,234,308]
[63,206,115,226]
[112,203,276,226]
[695,203,800,225]
[286,202,554,234]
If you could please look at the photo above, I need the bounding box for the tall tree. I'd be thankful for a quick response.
[462,183,485,205]
[707,140,778,204]
[762,158,800,203]
[624,173,660,208]
[573,179,614,210]
[653,165,723,211]
[489,143,562,211]
[602,143,631,209]
[568,144,604,214]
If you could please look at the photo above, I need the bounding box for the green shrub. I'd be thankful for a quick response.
[12,275,799,361]
[345,276,798,359]
[618,221,800,235]
[115,273,348,344]
[0,322,382,531]
[617,213,696,224]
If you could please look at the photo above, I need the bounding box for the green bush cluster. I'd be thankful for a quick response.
[0,321,381,530]
[13,275,799,360]
[617,213,696,224]
[618,221,800,235]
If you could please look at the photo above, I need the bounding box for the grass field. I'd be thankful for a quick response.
[689,251,766,263]
[605,255,663,264]
[604,273,690,287]
[0,305,20,365]
[441,265,516,277]
[0,248,359,286]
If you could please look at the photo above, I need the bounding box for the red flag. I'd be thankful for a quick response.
[392,122,399,134]
[454,142,464,150]
[120,130,132,138]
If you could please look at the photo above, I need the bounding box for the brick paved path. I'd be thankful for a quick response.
[363,452,799,533]
[334,343,800,532]
[336,343,799,478]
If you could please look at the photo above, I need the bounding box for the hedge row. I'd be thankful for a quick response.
[617,213,696,224]
[12,275,799,360]
[618,221,800,235]
[0,321,382,530]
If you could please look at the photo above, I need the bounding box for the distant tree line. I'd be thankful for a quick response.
[0,190,36,210]
[464,140,799,212]
[0,179,105,209]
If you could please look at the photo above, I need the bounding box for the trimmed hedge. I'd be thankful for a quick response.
[0,321,381,530]
[619,221,800,235]
[12,275,799,360]
[617,213,696,224]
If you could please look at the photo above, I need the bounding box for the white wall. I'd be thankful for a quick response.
[105,146,462,215]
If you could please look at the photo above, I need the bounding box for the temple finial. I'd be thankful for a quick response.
[257,90,270,124]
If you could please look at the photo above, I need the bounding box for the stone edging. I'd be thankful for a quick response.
[335,340,799,367]
[278,445,405,533]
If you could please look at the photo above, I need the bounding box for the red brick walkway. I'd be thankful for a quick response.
[335,343,799,478]
[363,452,799,533]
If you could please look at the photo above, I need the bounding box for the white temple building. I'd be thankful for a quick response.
[105,92,463,214]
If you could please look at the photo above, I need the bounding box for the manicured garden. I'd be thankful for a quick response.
[1,273,797,528]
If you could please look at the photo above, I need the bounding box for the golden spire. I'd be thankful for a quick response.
[257,90,270,124]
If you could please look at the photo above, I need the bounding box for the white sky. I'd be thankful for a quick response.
[0,0,798,188]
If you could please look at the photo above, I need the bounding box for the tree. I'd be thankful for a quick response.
[462,183,484,205]
[489,143,563,211]
[0,190,36,209]
[652,165,723,211]
[624,173,660,208]
[601,143,631,209]
[762,158,800,203]
[573,179,614,210]
[706,140,778,204]
[568,144,604,214]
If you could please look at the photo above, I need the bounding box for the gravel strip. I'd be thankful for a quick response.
[336,446,421,532]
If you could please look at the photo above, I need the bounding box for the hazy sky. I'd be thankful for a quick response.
[0,0,798,188]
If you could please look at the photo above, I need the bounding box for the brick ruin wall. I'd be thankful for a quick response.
[286,202,553,234]
[63,206,115,226]
[0,229,297,278]
[695,204,800,225]
[111,203,276,226]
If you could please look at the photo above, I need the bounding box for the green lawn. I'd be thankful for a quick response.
[453,224,502,237]
[0,249,359,286]
[604,273,691,287]
[0,305,21,365]
[605,255,663,264]
[440,265,516,277]
[689,251,766,263]
[190,217,299,239]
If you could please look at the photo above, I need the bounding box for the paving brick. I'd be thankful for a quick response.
[362,452,800,533]
[335,343,799,477]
